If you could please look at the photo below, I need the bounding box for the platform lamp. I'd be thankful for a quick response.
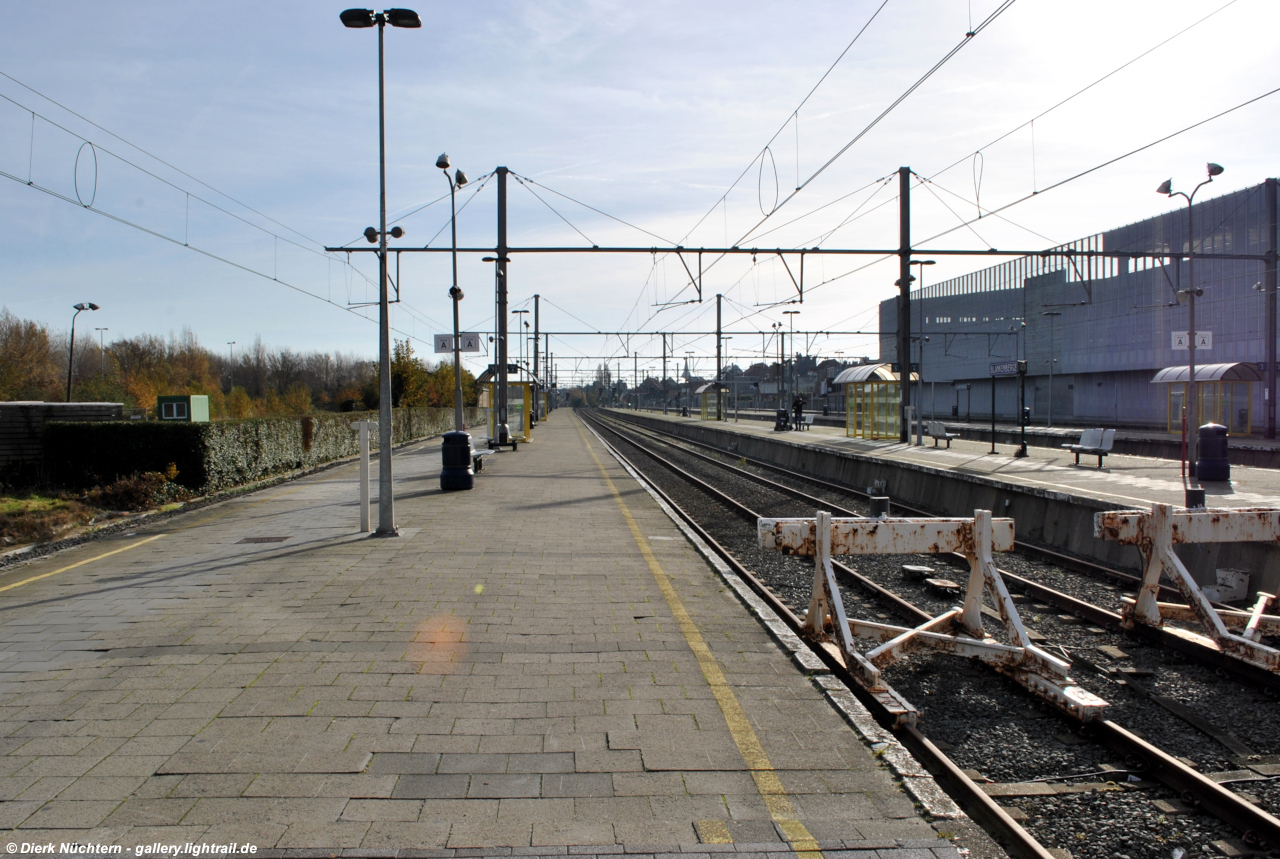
[66,302,99,402]
[95,327,109,376]
[783,310,800,408]
[1158,162,1224,481]
[340,6,421,537]
[910,259,935,440]
[437,153,469,432]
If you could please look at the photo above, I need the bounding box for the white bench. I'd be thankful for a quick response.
[800,414,816,430]
[473,449,498,471]
[1063,428,1115,467]
[926,420,960,448]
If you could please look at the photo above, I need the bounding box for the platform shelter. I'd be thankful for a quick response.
[1151,361,1262,434]
[833,363,917,439]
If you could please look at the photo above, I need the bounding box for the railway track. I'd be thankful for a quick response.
[580,409,1280,859]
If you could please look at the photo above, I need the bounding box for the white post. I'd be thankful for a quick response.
[352,420,371,532]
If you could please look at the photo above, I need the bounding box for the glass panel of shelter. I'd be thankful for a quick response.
[1165,382,1252,434]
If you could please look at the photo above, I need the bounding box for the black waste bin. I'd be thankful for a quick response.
[774,409,790,431]
[440,430,475,491]
[1196,423,1230,482]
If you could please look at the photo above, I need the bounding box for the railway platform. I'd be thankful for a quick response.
[0,413,963,858]
[634,410,1280,511]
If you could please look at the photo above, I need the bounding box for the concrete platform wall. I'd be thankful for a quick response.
[615,411,1280,595]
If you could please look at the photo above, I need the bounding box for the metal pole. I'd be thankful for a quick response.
[1187,198,1198,477]
[66,308,81,402]
[374,16,396,536]
[449,175,464,433]
[97,328,107,376]
[533,294,540,420]
[716,294,723,421]
[662,334,668,414]
[358,421,370,532]
[898,165,912,443]
[496,167,510,446]
[1268,177,1278,439]
[990,375,997,454]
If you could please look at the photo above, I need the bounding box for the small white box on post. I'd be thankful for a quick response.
[350,420,374,533]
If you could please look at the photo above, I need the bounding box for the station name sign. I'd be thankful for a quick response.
[989,360,1026,377]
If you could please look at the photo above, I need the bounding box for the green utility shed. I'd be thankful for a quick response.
[156,394,210,422]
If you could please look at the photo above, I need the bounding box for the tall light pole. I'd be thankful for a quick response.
[66,302,99,402]
[912,259,935,433]
[438,153,469,432]
[1043,310,1061,428]
[685,352,694,415]
[784,309,800,408]
[95,327,109,376]
[226,341,236,390]
[512,310,529,380]
[341,6,421,537]
[771,322,782,408]
[1158,162,1224,478]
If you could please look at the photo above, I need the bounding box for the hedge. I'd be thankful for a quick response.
[44,407,490,492]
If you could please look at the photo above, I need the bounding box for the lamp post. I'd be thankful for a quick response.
[437,153,469,432]
[341,6,421,536]
[95,327,109,376]
[686,350,696,414]
[910,259,935,442]
[227,341,236,389]
[1042,310,1061,428]
[783,310,800,409]
[512,310,529,381]
[771,322,783,408]
[1158,162,1224,479]
[66,302,99,402]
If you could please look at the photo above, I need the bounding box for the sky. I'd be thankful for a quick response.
[1,0,1277,386]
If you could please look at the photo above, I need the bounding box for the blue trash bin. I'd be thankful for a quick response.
[1196,423,1229,482]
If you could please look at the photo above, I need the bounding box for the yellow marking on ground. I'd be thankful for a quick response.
[574,416,822,858]
[0,534,165,595]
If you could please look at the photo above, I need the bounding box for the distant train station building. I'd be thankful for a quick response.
[880,179,1278,434]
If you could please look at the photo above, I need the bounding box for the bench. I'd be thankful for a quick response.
[799,414,816,430]
[1062,428,1115,467]
[926,420,960,448]
[473,449,498,471]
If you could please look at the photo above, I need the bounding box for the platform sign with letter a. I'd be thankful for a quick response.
[1172,331,1212,350]
[435,333,483,354]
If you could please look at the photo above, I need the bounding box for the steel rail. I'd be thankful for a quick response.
[586,413,929,623]
[576,410,1056,859]
[588,410,1280,847]
[603,410,1280,691]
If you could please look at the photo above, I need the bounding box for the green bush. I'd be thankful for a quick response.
[45,407,489,493]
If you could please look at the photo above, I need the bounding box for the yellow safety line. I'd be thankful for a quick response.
[574,416,822,858]
[0,534,165,595]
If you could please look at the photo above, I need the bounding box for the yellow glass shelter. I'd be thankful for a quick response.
[1151,362,1262,435]
[834,363,917,439]
[485,381,534,443]
[694,382,722,420]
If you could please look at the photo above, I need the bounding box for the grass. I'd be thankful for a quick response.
[0,493,95,548]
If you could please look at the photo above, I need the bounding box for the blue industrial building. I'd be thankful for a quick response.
[880,179,1279,434]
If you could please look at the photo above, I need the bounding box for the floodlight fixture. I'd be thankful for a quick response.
[455,170,468,187]
[1207,162,1224,177]
[1157,179,1173,196]
[389,226,404,239]
[340,8,375,27]
[436,153,450,169]
[385,8,421,28]
[364,226,378,243]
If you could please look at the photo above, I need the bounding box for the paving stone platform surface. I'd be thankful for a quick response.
[0,412,955,858]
